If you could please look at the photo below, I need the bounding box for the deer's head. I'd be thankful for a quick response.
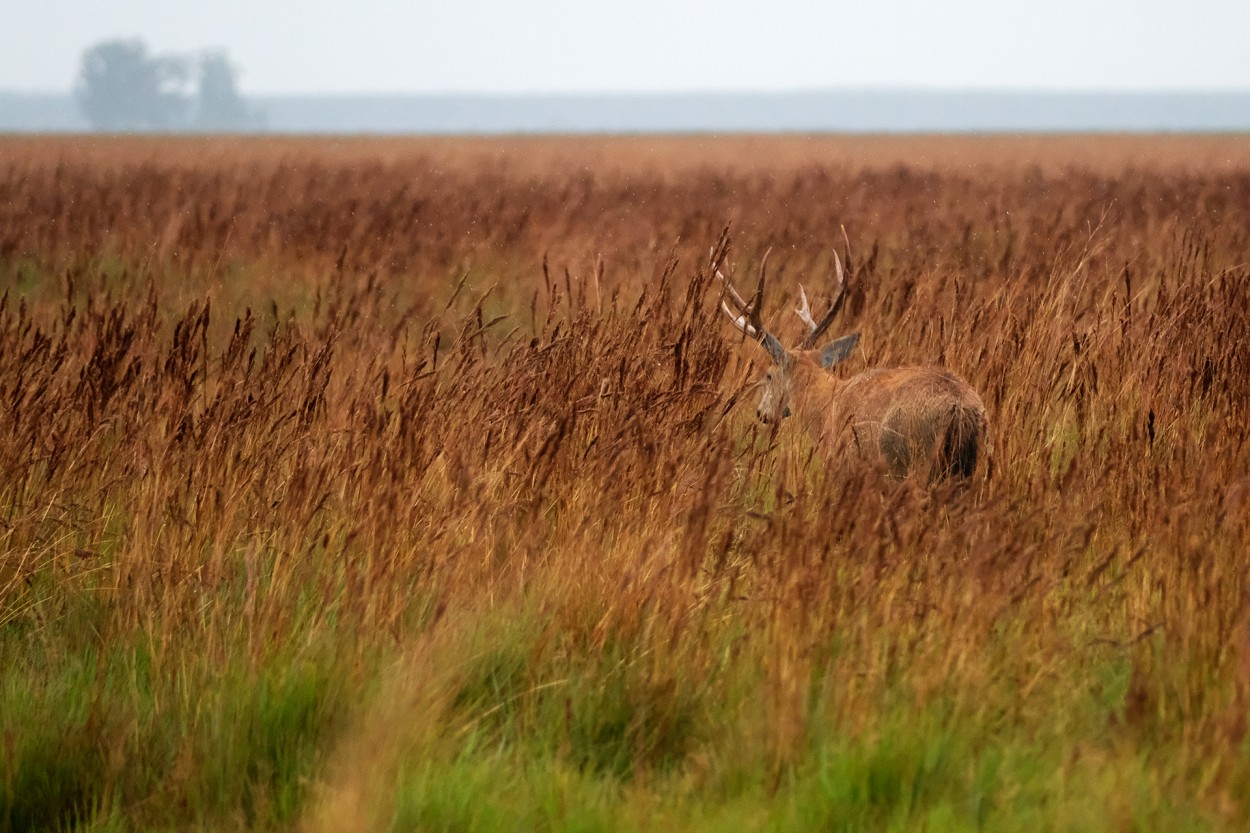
[718,248,859,424]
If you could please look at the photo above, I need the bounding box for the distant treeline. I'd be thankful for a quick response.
[3,89,1250,134]
[55,38,264,132]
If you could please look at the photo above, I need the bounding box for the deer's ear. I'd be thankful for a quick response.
[762,333,789,365]
[819,333,859,369]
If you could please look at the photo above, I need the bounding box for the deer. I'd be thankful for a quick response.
[717,247,988,482]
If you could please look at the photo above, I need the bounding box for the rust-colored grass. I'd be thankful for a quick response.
[2,135,1249,831]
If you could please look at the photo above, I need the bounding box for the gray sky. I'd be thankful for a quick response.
[5,0,1250,94]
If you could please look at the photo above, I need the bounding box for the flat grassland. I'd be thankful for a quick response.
[2,134,1249,831]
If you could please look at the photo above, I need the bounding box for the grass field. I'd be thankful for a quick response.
[2,133,1249,832]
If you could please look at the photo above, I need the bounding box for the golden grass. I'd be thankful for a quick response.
[5,133,1250,176]
[2,134,1249,830]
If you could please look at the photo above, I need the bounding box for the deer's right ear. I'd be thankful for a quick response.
[819,333,859,369]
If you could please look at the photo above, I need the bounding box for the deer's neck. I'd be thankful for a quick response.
[787,358,850,440]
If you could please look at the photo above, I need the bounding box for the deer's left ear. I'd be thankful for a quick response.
[819,333,859,369]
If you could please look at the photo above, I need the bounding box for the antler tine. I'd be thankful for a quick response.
[716,266,756,338]
[750,247,771,332]
[798,249,850,348]
[795,284,818,334]
[717,247,772,341]
[720,299,758,339]
[717,269,751,313]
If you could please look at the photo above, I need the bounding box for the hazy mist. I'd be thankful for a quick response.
[4,0,1249,133]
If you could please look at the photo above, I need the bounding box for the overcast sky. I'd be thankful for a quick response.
[5,0,1250,95]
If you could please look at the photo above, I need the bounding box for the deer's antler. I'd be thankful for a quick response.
[716,248,788,364]
[796,250,849,349]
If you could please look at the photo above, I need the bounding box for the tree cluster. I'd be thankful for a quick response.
[76,39,265,132]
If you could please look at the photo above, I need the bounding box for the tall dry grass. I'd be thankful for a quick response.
[1,136,1249,831]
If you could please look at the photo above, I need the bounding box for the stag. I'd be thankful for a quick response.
[718,248,987,482]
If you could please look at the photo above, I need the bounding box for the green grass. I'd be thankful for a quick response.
[1,604,350,832]
[0,544,1238,833]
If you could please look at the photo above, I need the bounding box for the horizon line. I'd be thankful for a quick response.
[6,86,1250,98]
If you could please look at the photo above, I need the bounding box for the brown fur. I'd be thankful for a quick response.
[784,357,988,481]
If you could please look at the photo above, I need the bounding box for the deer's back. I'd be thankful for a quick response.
[834,366,987,480]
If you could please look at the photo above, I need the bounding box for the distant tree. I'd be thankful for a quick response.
[194,51,265,131]
[75,39,191,130]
